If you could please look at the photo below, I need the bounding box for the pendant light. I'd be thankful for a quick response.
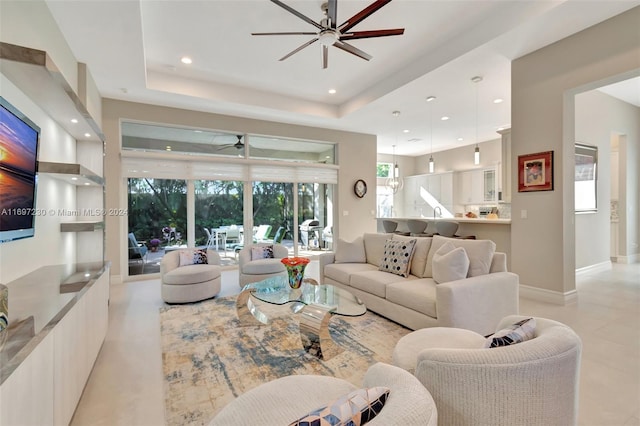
[426,96,436,173]
[472,76,482,165]
[386,111,404,194]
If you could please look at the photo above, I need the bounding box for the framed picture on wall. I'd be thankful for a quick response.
[518,150,554,192]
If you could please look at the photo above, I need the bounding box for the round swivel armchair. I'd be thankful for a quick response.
[160,249,221,303]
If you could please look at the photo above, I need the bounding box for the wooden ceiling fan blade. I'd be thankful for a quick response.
[339,0,392,33]
[270,0,324,31]
[252,31,318,36]
[340,28,404,40]
[322,44,329,69]
[333,40,372,61]
[327,0,337,28]
[279,38,319,61]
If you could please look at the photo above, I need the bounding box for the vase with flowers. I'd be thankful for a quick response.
[281,257,310,289]
[149,238,161,252]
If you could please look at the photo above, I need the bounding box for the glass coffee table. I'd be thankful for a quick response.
[236,276,366,360]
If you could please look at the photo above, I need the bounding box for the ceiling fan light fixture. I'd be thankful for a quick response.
[319,30,339,46]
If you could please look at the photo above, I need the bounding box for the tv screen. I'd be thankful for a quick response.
[0,96,40,243]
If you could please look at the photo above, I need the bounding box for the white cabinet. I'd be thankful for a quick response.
[457,168,497,205]
[0,266,109,426]
[404,172,453,217]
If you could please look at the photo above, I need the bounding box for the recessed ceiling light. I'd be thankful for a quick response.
[84,182,90,186]
[166,146,172,151]
[328,89,336,94]
[71,177,78,181]
[70,118,78,124]
[403,129,409,133]
[426,96,436,102]
[493,98,504,104]
[181,56,192,65]
[457,137,464,141]
[84,133,91,138]
[441,116,449,121]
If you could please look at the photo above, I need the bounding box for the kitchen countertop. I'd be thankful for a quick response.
[377,217,511,224]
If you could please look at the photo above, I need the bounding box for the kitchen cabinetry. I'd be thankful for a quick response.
[403,172,453,217]
[458,168,497,204]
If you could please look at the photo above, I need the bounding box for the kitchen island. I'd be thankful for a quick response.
[376,217,511,270]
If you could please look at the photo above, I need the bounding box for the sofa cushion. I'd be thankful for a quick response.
[378,239,417,278]
[393,235,432,278]
[163,263,219,285]
[386,279,438,318]
[242,258,285,275]
[425,235,496,278]
[290,386,389,426]
[335,237,366,263]
[363,233,392,267]
[179,249,208,267]
[325,263,378,285]
[251,244,274,260]
[350,271,417,298]
[432,242,470,284]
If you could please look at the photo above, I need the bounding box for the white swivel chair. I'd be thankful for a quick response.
[210,363,437,426]
[160,249,221,303]
[392,315,582,426]
[238,243,288,288]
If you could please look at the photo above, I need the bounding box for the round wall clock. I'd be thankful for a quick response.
[354,179,367,198]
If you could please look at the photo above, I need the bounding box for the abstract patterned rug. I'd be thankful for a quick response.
[160,296,410,426]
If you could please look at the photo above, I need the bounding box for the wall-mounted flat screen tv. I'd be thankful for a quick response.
[0,96,41,243]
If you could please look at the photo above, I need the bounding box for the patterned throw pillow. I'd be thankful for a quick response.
[378,238,417,278]
[289,386,390,426]
[178,249,208,267]
[251,245,274,260]
[484,318,537,348]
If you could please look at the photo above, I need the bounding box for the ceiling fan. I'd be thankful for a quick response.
[252,0,404,69]
[216,135,245,151]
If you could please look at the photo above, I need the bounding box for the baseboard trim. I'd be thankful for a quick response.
[520,284,578,305]
[616,253,640,264]
[575,260,612,276]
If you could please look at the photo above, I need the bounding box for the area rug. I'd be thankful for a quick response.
[160,296,410,426]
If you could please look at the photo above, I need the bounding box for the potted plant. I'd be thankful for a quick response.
[149,238,162,252]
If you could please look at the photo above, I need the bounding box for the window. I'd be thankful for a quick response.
[575,143,598,213]
[377,162,392,178]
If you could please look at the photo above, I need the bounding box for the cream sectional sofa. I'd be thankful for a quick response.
[319,233,519,336]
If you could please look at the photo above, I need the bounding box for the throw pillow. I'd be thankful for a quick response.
[251,245,274,260]
[178,249,208,267]
[484,317,537,348]
[432,241,470,284]
[335,237,366,263]
[424,236,496,278]
[393,235,432,278]
[378,238,417,278]
[289,386,390,426]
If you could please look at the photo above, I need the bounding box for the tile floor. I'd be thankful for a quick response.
[70,262,639,426]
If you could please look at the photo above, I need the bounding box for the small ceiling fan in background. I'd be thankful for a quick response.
[252,0,404,69]
[216,135,245,151]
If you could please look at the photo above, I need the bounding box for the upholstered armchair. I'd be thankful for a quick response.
[238,243,288,288]
[393,315,582,426]
[160,249,221,303]
[209,362,437,426]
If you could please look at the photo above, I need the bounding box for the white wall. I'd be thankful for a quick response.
[575,90,640,269]
[511,6,640,302]
[102,99,377,280]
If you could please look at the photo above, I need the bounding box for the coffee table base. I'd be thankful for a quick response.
[236,288,268,326]
[299,304,342,361]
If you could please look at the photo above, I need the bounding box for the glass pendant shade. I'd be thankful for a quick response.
[385,146,404,194]
[429,155,435,173]
[474,145,480,165]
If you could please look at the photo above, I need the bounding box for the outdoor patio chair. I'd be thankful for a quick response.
[128,232,148,272]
